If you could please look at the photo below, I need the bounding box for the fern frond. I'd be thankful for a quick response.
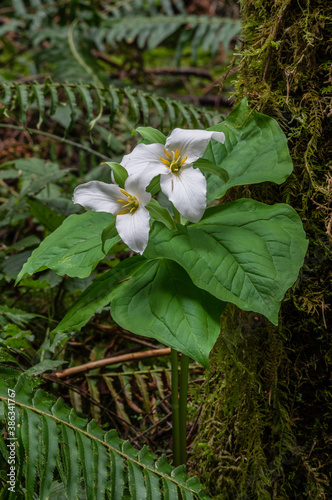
[102,15,241,61]
[8,2,240,64]
[0,81,222,131]
[0,374,210,499]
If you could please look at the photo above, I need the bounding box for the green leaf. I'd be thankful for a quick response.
[39,411,58,498]
[55,256,225,366]
[144,199,308,325]
[28,199,66,232]
[101,162,128,188]
[16,211,121,282]
[126,89,140,122]
[0,348,20,366]
[24,360,67,376]
[137,94,149,125]
[77,85,94,122]
[108,87,120,113]
[89,85,104,130]
[0,305,38,327]
[146,198,177,231]
[53,256,146,333]
[165,99,176,128]
[203,97,294,200]
[146,175,161,195]
[101,218,119,254]
[0,373,211,499]
[63,86,77,132]
[47,84,59,116]
[32,84,45,129]
[21,408,40,498]
[0,85,12,117]
[193,158,229,183]
[110,259,226,367]
[15,84,28,124]
[133,126,167,145]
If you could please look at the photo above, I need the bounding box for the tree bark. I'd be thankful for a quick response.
[191,1,332,498]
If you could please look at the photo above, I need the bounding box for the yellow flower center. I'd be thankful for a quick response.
[160,148,187,174]
[116,189,139,215]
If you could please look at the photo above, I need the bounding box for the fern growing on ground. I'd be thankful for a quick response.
[0,81,222,133]
[0,373,210,499]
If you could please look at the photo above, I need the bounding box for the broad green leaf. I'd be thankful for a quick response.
[110,259,226,367]
[16,211,121,282]
[101,162,128,188]
[0,305,38,327]
[203,98,293,200]
[28,199,66,232]
[193,158,229,183]
[133,126,167,145]
[146,175,161,195]
[24,360,67,376]
[53,257,146,333]
[146,198,177,231]
[144,199,308,325]
[101,218,119,254]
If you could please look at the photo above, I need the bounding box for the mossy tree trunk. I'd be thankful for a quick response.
[190,1,332,498]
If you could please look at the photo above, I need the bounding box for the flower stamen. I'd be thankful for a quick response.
[117,189,139,215]
[160,148,187,174]
[164,148,172,160]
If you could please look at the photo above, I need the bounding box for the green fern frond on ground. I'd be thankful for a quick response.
[0,81,223,132]
[8,1,241,64]
[100,16,241,62]
[0,373,210,499]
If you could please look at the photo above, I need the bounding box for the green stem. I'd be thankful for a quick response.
[170,348,180,466]
[179,354,190,465]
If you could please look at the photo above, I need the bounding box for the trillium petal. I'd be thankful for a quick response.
[73,181,125,215]
[124,176,151,206]
[166,128,225,165]
[116,206,150,254]
[160,167,207,223]
[121,144,165,177]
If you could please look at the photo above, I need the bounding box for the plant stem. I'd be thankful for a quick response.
[179,354,190,465]
[170,348,180,466]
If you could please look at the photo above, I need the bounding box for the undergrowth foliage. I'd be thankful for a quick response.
[0,374,210,499]
[0,81,221,132]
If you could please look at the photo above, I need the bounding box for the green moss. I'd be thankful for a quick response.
[190,0,332,498]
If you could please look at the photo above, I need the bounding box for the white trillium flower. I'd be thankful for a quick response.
[73,177,151,254]
[121,128,225,222]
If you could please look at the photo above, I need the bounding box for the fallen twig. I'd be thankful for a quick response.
[54,347,171,379]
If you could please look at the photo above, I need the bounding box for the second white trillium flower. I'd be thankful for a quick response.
[73,177,151,255]
[122,128,225,222]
